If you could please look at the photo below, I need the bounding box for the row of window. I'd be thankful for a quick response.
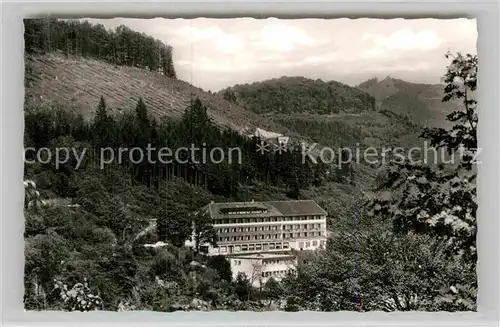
[218,226,278,233]
[262,270,295,278]
[214,215,324,224]
[298,240,325,249]
[263,259,294,265]
[218,231,324,242]
[219,234,280,242]
[221,242,289,254]
[217,223,324,233]
[283,223,324,231]
[232,258,294,266]
[283,231,324,238]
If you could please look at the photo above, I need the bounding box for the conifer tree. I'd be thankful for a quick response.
[135,97,150,130]
[93,95,113,148]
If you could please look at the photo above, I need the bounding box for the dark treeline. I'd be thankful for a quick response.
[272,117,365,148]
[24,97,331,199]
[220,76,376,115]
[24,19,176,78]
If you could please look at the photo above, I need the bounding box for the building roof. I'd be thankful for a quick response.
[266,200,327,216]
[207,200,327,219]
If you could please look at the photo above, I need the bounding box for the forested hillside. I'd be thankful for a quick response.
[219,76,376,114]
[357,76,458,127]
[24,18,176,77]
[23,18,477,313]
[25,54,297,136]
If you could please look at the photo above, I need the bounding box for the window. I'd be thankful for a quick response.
[313,241,318,246]
[276,244,282,250]
[283,243,289,249]
[242,245,248,251]
[306,241,310,247]
[269,243,275,250]
[256,244,262,250]
[249,245,255,251]
[221,246,227,253]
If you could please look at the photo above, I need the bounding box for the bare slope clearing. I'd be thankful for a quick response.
[24,54,296,136]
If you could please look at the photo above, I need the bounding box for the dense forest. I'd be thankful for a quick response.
[24,97,332,199]
[22,94,333,311]
[23,52,478,312]
[219,76,376,114]
[24,19,177,78]
[23,19,477,312]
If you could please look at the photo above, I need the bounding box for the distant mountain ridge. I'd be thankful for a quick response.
[219,76,376,115]
[357,76,458,128]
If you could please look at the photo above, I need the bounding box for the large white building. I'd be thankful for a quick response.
[196,200,328,285]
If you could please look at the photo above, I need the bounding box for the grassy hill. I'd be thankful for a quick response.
[218,76,376,115]
[357,76,458,128]
[24,54,298,138]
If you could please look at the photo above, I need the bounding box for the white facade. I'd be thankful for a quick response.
[193,200,328,286]
[206,207,327,256]
[229,253,297,287]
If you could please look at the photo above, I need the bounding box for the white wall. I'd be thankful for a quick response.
[230,257,264,287]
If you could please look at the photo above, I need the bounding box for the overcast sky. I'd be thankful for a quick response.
[85,18,477,92]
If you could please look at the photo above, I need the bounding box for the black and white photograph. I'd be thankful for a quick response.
[22,17,478,312]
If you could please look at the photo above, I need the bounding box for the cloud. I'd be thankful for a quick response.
[374,29,442,51]
[83,18,477,91]
[249,23,317,52]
